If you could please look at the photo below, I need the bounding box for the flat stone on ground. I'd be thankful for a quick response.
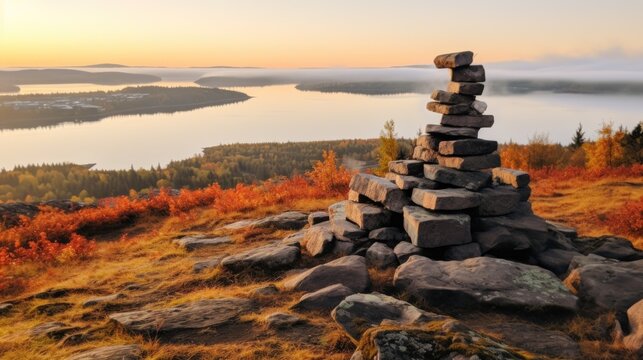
[492,167,531,188]
[69,345,143,360]
[82,293,125,307]
[109,298,252,334]
[434,51,474,68]
[173,235,233,251]
[425,124,478,138]
[193,256,225,273]
[252,211,308,230]
[411,188,481,211]
[403,206,471,248]
[440,114,494,128]
[424,164,491,191]
[264,312,304,329]
[387,160,424,176]
[438,153,501,171]
[395,256,578,312]
[451,65,486,82]
[220,244,300,272]
[283,255,371,293]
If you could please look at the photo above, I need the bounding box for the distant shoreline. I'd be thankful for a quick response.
[0,86,250,130]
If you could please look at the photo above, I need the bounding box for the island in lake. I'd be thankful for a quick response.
[0,86,250,130]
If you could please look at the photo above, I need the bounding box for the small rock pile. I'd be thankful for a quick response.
[343,50,549,264]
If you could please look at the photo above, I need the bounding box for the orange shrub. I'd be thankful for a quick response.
[601,197,643,238]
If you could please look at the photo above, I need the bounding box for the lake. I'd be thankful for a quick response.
[0,69,641,170]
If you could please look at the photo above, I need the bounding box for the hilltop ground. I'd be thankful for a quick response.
[0,166,641,359]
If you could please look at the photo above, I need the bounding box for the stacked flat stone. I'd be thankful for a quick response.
[340,50,558,263]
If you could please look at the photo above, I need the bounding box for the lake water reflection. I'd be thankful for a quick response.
[0,84,641,170]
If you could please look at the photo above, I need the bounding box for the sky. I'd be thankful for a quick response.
[1,0,643,68]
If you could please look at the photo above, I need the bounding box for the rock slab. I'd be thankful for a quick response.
[403,206,471,248]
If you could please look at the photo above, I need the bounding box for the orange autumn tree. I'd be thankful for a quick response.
[499,141,529,170]
[584,122,626,169]
[307,150,352,195]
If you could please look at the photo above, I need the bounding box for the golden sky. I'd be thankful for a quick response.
[1,0,642,67]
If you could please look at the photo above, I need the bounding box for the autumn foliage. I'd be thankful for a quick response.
[0,151,352,266]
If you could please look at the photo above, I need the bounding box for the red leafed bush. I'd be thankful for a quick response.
[601,197,643,238]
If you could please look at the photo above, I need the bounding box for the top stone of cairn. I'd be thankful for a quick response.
[434,51,474,69]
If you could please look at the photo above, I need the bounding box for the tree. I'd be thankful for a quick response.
[570,123,586,149]
[622,122,642,164]
[584,122,626,169]
[377,120,399,175]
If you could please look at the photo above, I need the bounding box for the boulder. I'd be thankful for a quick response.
[568,254,619,271]
[69,345,143,360]
[82,293,125,307]
[438,138,497,156]
[220,219,256,231]
[308,211,329,226]
[369,227,409,245]
[349,174,410,213]
[492,167,530,188]
[331,292,445,342]
[624,299,643,354]
[442,242,481,260]
[173,235,233,251]
[345,201,392,231]
[438,153,501,171]
[388,160,424,176]
[252,211,309,230]
[473,227,531,255]
[291,284,355,312]
[354,321,537,360]
[366,243,398,269]
[332,240,356,257]
[425,124,478,138]
[249,284,279,297]
[477,186,520,216]
[447,81,484,95]
[591,237,643,261]
[434,51,474,68]
[440,115,494,129]
[424,164,491,191]
[426,102,471,115]
[395,256,578,313]
[281,230,306,247]
[394,241,423,264]
[386,173,443,190]
[411,188,481,211]
[403,206,471,248]
[304,224,335,257]
[451,65,485,82]
[536,249,582,276]
[564,259,643,316]
[475,211,549,253]
[193,256,224,273]
[430,90,474,104]
[283,255,370,293]
[264,312,305,329]
[109,297,252,334]
[220,244,300,272]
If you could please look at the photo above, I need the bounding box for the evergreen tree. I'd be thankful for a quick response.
[377,120,399,175]
[570,123,586,149]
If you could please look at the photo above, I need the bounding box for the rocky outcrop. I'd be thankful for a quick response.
[395,256,577,313]
[173,235,233,251]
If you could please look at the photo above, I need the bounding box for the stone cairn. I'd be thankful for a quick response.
[337,50,560,263]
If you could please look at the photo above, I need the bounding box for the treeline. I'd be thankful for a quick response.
[501,122,642,170]
[0,139,384,203]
